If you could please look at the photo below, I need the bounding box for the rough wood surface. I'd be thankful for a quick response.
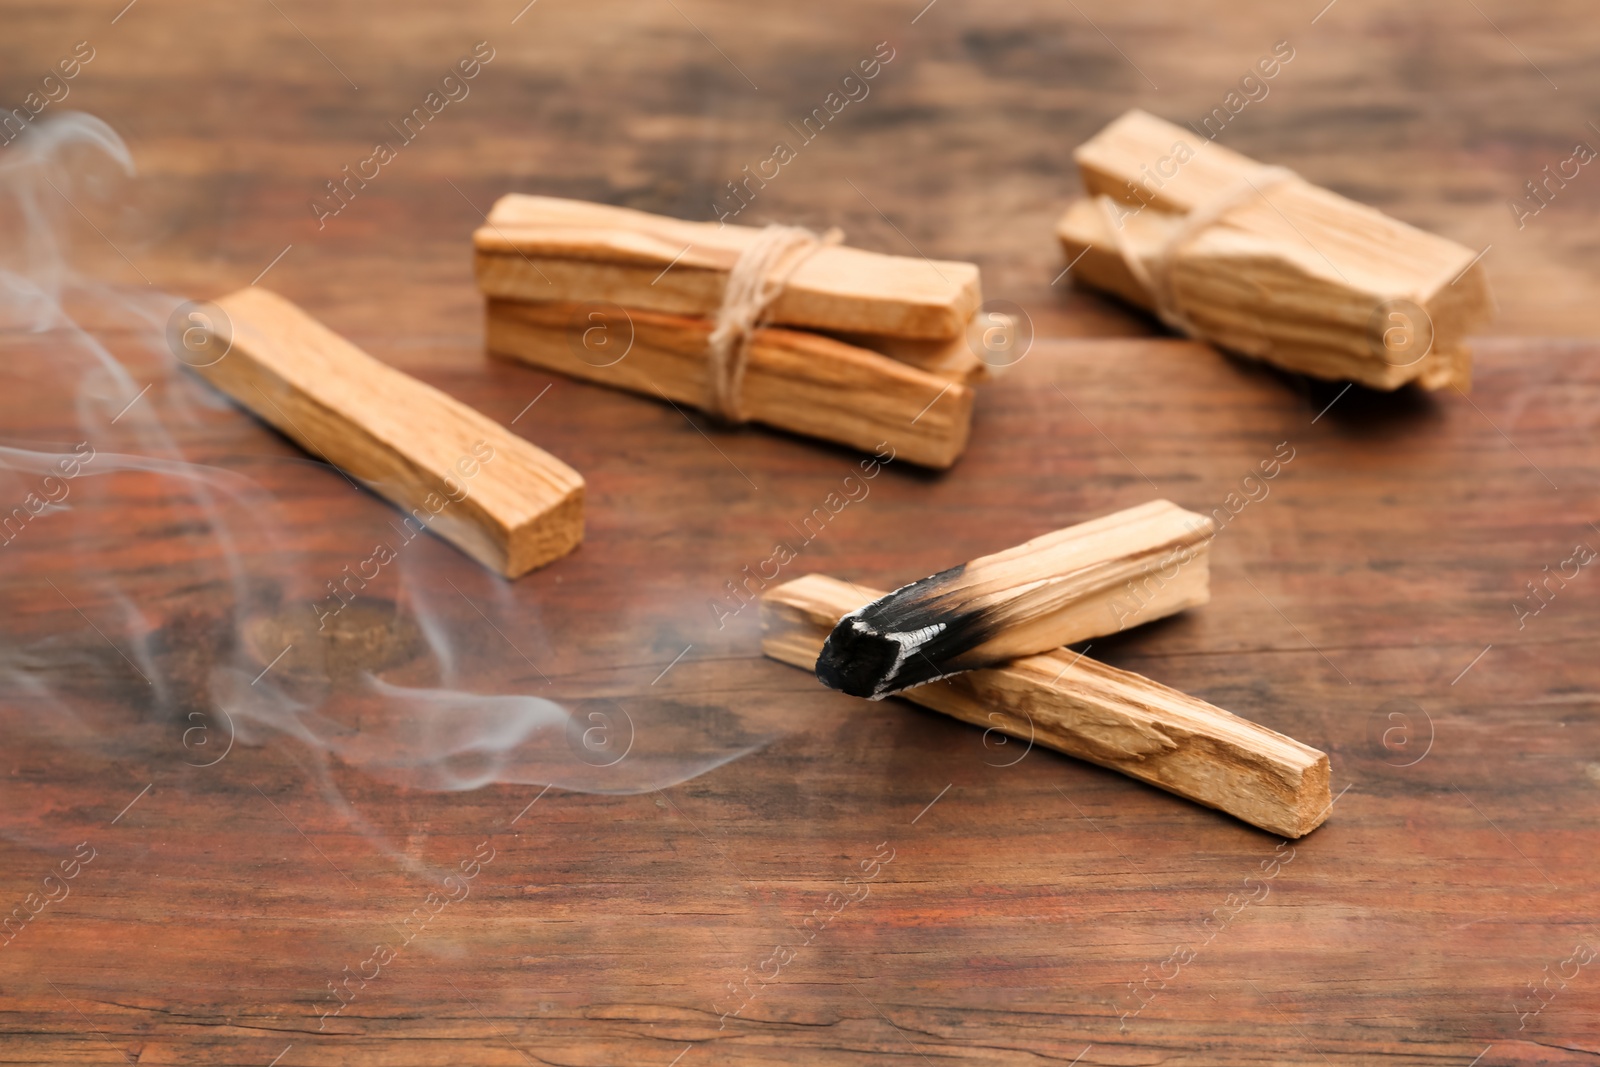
[476,195,982,340]
[827,320,991,384]
[767,573,1330,837]
[195,287,584,577]
[814,499,1213,697]
[1057,110,1492,391]
[1056,198,1476,391]
[486,297,974,469]
[6,1,1600,1063]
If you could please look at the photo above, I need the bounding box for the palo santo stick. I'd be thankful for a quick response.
[764,574,1331,838]
[1057,109,1491,391]
[826,306,1024,386]
[486,298,974,470]
[815,500,1213,698]
[474,195,981,341]
[827,325,988,385]
[193,287,584,578]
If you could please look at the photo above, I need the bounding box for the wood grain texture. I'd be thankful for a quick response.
[766,573,1331,837]
[485,297,973,468]
[1057,110,1491,391]
[4,1,1600,1064]
[827,320,992,384]
[1056,197,1478,391]
[813,499,1214,696]
[475,195,982,340]
[5,327,1600,1066]
[194,287,585,577]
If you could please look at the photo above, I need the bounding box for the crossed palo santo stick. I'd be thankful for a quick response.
[814,500,1213,698]
[762,500,1332,838]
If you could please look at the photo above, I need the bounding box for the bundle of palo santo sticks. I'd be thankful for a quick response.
[1057,110,1493,391]
[475,196,992,469]
[762,500,1332,838]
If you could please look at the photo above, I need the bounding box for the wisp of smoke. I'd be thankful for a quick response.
[0,113,777,873]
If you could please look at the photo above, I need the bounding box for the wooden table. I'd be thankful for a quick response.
[3,2,1599,1064]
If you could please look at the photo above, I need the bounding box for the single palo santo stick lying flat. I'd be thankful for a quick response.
[486,298,973,470]
[192,287,584,578]
[765,574,1331,838]
[1056,110,1491,391]
[475,195,981,341]
[815,500,1213,698]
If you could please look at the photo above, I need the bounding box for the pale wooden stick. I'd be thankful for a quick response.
[474,195,982,341]
[193,287,584,578]
[485,298,974,470]
[764,574,1331,838]
[814,500,1213,697]
[826,309,1020,385]
[1057,109,1491,391]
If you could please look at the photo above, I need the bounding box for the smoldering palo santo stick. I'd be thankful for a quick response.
[814,500,1213,698]
[764,574,1332,838]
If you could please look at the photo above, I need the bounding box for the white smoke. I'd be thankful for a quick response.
[0,113,777,871]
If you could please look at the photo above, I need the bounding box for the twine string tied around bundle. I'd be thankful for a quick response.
[706,223,844,423]
[1097,164,1296,338]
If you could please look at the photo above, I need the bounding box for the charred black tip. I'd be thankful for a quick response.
[816,564,986,698]
[815,619,901,698]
